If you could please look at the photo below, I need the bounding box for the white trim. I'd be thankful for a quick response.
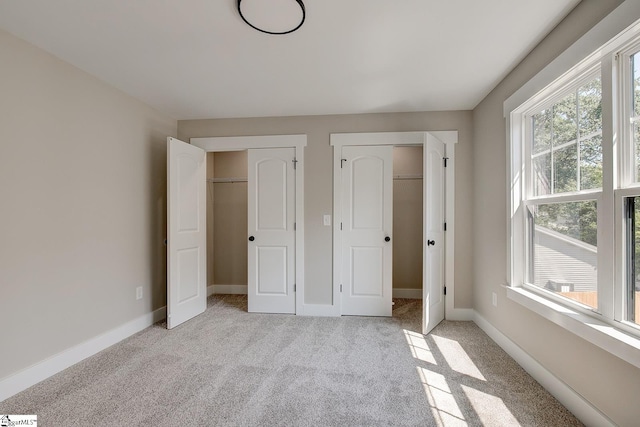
[330,131,426,146]
[474,311,616,427]
[190,134,306,315]
[0,306,166,402]
[444,138,456,322]
[192,134,307,151]
[506,4,640,362]
[207,284,248,296]
[507,286,640,370]
[393,288,423,299]
[331,131,458,332]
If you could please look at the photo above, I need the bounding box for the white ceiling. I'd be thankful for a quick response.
[0,0,580,120]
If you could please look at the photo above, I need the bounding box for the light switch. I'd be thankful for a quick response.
[323,215,331,226]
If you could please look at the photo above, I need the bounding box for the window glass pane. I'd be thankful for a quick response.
[532,109,552,155]
[633,53,640,182]
[633,52,640,118]
[627,197,640,325]
[533,154,551,196]
[553,92,577,146]
[578,77,602,136]
[530,201,597,309]
[580,135,602,190]
[635,122,640,182]
[553,144,578,193]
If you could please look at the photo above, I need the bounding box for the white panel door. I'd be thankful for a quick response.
[423,137,446,334]
[248,148,296,314]
[341,145,393,316]
[167,137,207,329]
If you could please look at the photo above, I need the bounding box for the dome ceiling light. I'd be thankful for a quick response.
[237,0,306,35]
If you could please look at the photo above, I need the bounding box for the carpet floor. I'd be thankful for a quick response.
[0,295,582,426]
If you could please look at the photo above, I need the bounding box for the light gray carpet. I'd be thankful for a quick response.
[1,296,581,426]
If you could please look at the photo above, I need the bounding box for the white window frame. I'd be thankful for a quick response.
[520,66,606,316]
[505,3,640,370]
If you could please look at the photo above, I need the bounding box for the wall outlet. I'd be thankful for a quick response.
[136,286,143,300]
[323,214,331,226]
[492,292,497,307]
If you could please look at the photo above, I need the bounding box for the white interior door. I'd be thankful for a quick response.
[247,148,296,314]
[423,137,446,334]
[167,137,207,329]
[341,145,393,316]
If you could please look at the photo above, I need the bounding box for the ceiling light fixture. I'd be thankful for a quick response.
[237,0,306,35]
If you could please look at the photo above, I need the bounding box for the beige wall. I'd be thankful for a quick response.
[178,112,473,306]
[393,146,423,291]
[0,30,177,380]
[471,1,640,425]
[211,151,248,286]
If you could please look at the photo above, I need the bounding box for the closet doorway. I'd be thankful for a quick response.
[331,131,455,335]
[167,135,306,329]
[207,151,248,297]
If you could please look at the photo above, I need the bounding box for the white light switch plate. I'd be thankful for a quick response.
[323,215,331,226]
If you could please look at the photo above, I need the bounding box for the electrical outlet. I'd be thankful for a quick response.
[492,292,497,307]
[136,286,143,300]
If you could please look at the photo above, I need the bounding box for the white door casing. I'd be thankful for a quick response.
[331,131,457,326]
[247,148,296,314]
[340,145,393,316]
[167,137,207,329]
[424,137,446,334]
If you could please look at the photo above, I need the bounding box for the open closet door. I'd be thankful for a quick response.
[167,137,207,329]
[423,136,446,334]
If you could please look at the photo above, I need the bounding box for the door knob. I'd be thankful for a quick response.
[385,236,391,242]
[248,236,255,241]
[427,240,435,246]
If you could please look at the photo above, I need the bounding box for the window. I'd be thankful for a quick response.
[525,72,602,310]
[622,46,640,326]
[509,22,640,346]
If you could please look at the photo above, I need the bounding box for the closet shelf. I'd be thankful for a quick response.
[207,177,248,183]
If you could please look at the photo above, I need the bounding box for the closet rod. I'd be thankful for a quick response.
[207,177,248,183]
[393,174,423,180]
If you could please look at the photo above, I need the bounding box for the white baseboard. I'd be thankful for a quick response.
[473,312,615,427]
[392,288,422,299]
[0,306,166,403]
[446,308,474,321]
[208,284,248,296]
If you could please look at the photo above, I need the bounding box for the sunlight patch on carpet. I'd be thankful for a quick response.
[417,366,468,426]
[431,335,486,381]
[404,329,437,365]
[462,385,521,426]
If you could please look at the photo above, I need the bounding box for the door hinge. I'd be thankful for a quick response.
[294,222,296,231]
[294,284,296,292]
[444,222,447,231]
[340,222,343,230]
[341,158,347,168]
[443,157,449,167]
[444,286,447,295]
[293,158,298,170]
[340,284,343,292]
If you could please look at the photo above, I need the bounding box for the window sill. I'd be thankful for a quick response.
[506,286,640,369]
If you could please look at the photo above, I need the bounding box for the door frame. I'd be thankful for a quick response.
[191,135,306,315]
[330,131,457,332]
